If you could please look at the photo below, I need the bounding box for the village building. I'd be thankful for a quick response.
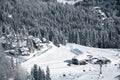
[32,38,43,50]
[72,54,88,65]
[19,47,29,56]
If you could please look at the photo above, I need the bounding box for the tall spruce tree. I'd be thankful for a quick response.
[32,64,38,80]
[31,64,46,80]
[46,66,51,80]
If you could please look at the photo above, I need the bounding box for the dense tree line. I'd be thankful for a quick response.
[0,0,120,48]
[31,64,51,80]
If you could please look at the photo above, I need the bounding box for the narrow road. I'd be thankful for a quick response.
[22,46,53,63]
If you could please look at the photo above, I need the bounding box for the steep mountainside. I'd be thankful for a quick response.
[0,0,120,48]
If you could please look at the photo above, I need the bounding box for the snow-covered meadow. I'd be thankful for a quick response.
[22,43,120,80]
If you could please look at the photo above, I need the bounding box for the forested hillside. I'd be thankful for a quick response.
[0,0,120,48]
[0,41,27,80]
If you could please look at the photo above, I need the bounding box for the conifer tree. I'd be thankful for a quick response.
[31,64,38,80]
[46,66,51,80]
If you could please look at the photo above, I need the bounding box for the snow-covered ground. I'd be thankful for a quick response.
[57,0,83,5]
[22,43,120,80]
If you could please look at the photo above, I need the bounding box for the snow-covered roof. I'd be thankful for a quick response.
[12,42,17,48]
[72,54,88,61]
[71,48,83,55]
[5,50,15,52]
[8,14,12,18]
[33,38,42,43]
[28,35,34,39]
[19,41,27,47]
[93,6,100,9]
[5,50,16,53]
[20,47,29,52]
[57,0,83,5]
[22,52,29,55]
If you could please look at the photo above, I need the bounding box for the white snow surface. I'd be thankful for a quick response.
[57,0,83,5]
[22,43,120,80]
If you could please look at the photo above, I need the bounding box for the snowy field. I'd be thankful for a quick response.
[22,43,120,80]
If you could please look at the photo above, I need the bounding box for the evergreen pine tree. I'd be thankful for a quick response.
[31,64,38,80]
[37,67,42,80]
[46,66,51,80]
[41,70,46,80]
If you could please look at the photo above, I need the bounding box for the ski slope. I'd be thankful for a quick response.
[22,43,120,80]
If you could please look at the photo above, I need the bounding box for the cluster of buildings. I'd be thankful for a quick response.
[71,51,111,65]
[2,34,45,56]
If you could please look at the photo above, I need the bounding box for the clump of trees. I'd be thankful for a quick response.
[0,45,28,80]
[0,0,120,48]
[0,44,51,80]
[31,64,51,80]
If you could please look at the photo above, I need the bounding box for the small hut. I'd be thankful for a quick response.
[72,54,88,65]
[19,47,29,56]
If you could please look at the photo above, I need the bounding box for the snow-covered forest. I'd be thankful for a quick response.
[0,0,120,80]
[0,0,120,48]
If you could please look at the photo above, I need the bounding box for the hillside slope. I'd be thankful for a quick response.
[22,43,120,80]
